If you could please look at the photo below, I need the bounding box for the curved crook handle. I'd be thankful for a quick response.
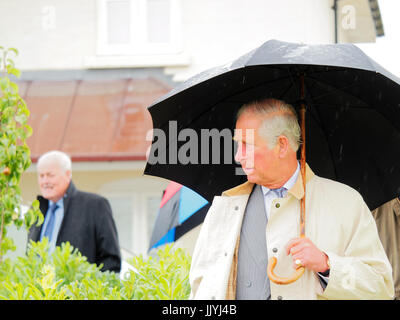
[267,257,305,285]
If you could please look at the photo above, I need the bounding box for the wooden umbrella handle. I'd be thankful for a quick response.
[267,257,305,285]
[267,75,307,285]
[267,189,306,285]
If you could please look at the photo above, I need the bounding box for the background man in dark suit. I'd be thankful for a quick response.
[28,150,121,273]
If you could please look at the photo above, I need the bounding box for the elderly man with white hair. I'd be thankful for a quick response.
[189,98,394,300]
[28,150,121,273]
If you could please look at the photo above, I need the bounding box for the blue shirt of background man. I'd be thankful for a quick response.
[39,197,65,254]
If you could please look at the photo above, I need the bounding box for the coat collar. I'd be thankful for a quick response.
[58,180,76,216]
[222,163,315,199]
[64,180,77,198]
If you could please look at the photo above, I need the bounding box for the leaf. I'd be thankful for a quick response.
[0,77,9,91]
[8,47,19,56]
[31,199,40,210]
[36,211,44,226]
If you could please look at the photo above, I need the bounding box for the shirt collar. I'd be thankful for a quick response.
[49,197,64,210]
[261,161,300,196]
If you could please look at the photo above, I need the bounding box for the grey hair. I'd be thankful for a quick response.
[37,150,72,177]
[236,98,301,151]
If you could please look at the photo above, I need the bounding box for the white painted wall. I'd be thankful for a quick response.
[0,0,96,70]
[0,0,335,81]
[167,0,335,80]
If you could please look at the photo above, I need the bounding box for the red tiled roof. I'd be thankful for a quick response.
[19,77,171,162]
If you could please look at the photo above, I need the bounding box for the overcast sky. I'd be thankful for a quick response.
[356,0,400,77]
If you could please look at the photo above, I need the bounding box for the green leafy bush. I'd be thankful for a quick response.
[0,240,191,300]
[125,245,191,299]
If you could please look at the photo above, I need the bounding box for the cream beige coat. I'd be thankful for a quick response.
[372,198,400,299]
[189,165,394,300]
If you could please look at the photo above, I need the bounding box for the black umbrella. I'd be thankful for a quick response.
[145,39,400,213]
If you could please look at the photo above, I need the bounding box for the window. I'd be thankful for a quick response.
[99,175,167,256]
[108,196,134,253]
[97,0,183,55]
[146,194,163,244]
[107,193,162,256]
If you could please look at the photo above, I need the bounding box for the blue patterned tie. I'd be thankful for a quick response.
[43,203,58,239]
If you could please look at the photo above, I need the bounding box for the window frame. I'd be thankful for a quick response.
[96,0,183,56]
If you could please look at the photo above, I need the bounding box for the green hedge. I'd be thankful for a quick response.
[0,239,191,300]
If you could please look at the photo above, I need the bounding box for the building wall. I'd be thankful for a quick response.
[0,0,96,70]
[0,0,335,81]
[169,0,335,80]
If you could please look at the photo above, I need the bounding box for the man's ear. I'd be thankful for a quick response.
[66,170,72,180]
[277,135,290,157]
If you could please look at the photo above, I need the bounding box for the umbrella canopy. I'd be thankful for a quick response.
[149,181,209,250]
[145,39,400,211]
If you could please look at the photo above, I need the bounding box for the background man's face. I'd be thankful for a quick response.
[37,159,71,202]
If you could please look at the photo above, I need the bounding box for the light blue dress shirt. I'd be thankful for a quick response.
[261,161,300,219]
[40,197,64,254]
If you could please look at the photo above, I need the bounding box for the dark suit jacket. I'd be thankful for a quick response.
[28,181,121,273]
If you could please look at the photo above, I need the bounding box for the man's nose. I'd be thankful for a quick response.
[234,143,244,163]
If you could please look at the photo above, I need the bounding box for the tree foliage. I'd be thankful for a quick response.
[0,46,43,263]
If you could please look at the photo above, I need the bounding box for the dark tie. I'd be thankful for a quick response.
[43,203,59,239]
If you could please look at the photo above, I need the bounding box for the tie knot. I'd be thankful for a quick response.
[50,203,59,213]
[273,187,286,198]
